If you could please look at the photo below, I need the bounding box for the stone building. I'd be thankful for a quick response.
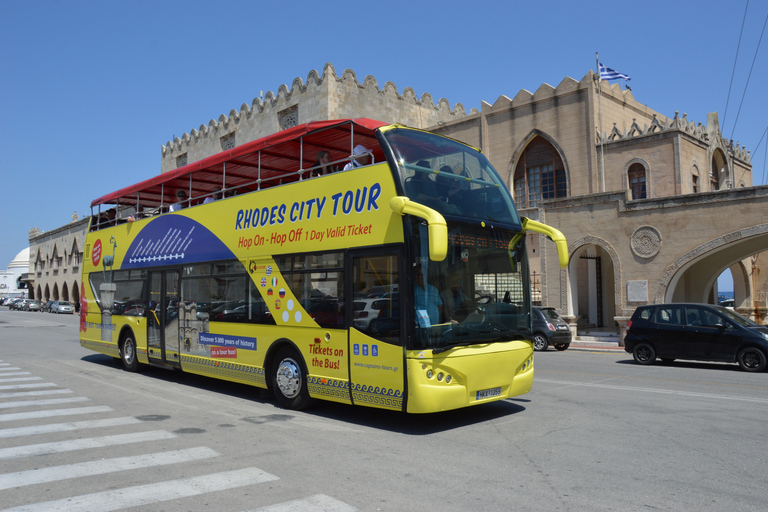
[431,72,764,334]
[27,214,88,306]
[160,62,473,174]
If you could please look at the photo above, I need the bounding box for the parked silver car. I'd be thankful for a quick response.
[51,300,74,314]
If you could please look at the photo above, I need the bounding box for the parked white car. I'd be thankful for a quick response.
[51,300,74,314]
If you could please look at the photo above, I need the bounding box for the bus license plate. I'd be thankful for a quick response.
[476,387,501,400]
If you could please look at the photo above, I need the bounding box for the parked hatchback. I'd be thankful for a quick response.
[532,307,572,351]
[625,303,768,372]
[51,300,74,314]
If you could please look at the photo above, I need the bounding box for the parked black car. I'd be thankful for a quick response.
[532,307,571,351]
[625,303,768,372]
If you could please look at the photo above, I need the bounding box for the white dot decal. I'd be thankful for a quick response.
[282,311,289,322]
[294,311,302,322]
[287,299,294,310]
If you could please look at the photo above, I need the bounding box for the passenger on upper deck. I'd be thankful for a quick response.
[312,151,335,177]
[343,145,371,171]
[203,188,222,204]
[169,190,188,212]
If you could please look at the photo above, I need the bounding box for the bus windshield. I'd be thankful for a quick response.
[409,222,531,352]
[382,128,521,228]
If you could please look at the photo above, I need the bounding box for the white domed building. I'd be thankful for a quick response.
[0,248,30,299]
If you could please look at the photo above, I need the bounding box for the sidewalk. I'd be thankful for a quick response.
[568,330,624,352]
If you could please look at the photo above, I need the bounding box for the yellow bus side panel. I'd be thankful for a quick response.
[405,341,534,414]
[348,328,405,411]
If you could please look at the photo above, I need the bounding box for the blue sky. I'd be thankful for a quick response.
[2,0,766,292]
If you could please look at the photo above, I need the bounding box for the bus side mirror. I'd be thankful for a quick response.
[390,196,447,261]
[522,217,569,268]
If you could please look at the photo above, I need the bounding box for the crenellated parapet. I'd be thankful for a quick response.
[161,63,473,173]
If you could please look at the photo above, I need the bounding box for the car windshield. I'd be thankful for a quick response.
[717,306,759,327]
[382,128,521,229]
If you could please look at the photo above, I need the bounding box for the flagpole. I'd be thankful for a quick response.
[596,52,605,193]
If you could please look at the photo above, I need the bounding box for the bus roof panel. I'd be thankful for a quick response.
[91,118,388,209]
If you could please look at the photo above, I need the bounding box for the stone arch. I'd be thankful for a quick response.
[622,157,651,199]
[44,284,51,302]
[61,281,69,302]
[564,235,623,328]
[52,283,59,301]
[71,280,80,311]
[36,285,42,302]
[509,130,570,207]
[657,224,768,313]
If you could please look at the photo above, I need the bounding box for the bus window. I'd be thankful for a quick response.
[278,252,345,329]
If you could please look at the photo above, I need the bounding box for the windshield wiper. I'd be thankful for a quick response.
[432,336,515,354]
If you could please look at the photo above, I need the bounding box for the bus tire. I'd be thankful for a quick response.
[271,346,312,410]
[119,331,140,372]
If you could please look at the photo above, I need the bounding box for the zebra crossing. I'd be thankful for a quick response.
[0,360,356,511]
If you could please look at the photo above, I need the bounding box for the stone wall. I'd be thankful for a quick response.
[160,63,475,174]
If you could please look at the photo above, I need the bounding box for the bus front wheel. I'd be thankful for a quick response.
[119,332,139,372]
[271,346,312,410]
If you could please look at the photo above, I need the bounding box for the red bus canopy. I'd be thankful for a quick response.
[91,118,389,210]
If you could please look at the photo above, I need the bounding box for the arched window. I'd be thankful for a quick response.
[513,136,566,208]
[628,163,647,199]
[691,164,699,193]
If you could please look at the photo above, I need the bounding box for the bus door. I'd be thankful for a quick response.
[147,270,181,367]
[348,251,406,411]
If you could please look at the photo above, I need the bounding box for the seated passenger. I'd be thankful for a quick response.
[343,145,372,170]
[312,150,335,177]
[203,188,222,204]
[169,190,188,212]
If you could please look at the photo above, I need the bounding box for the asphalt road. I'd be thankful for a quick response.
[1,307,766,511]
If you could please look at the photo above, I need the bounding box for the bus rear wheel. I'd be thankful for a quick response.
[119,332,140,372]
[271,346,312,410]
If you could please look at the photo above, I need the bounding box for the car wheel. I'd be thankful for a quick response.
[554,343,569,351]
[119,332,140,372]
[271,346,312,410]
[737,347,767,372]
[632,342,656,365]
[533,334,548,351]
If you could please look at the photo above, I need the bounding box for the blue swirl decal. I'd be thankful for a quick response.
[123,215,236,268]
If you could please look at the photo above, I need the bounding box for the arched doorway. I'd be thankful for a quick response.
[568,238,619,331]
[71,280,80,312]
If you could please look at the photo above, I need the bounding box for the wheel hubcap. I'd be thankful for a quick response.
[276,358,301,398]
[123,340,134,364]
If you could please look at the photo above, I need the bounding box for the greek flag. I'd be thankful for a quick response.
[599,63,631,81]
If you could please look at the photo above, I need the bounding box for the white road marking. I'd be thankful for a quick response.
[247,494,357,512]
[0,377,42,384]
[0,467,279,512]
[0,396,89,409]
[0,388,73,399]
[0,416,141,438]
[0,383,56,391]
[535,378,768,403]
[0,405,113,423]
[0,446,221,490]
[0,429,176,460]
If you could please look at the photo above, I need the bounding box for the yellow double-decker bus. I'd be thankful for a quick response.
[80,119,567,413]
